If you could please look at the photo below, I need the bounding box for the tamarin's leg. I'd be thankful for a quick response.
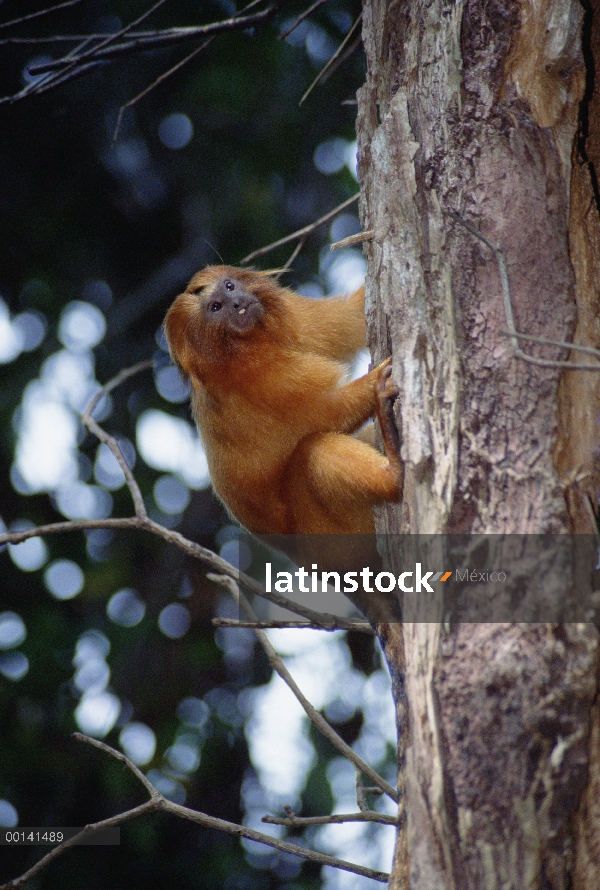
[285,434,400,533]
[374,363,403,488]
[285,367,402,533]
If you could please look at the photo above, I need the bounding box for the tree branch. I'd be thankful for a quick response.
[110,0,274,143]
[330,229,374,251]
[27,6,278,75]
[0,733,390,889]
[299,12,362,105]
[207,573,399,803]
[81,359,152,519]
[263,809,398,826]
[212,618,373,632]
[241,193,359,264]
[278,0,327,40]
[0,0,85,31]
[450,212,600,371]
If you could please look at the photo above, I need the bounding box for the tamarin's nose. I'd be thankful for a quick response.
[231,294,256,314]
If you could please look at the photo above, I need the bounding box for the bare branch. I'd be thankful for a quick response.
[111,0,268,143]
[299,13,362,105]
[241,193,359,264]
[278,0,327,40]
[0,0,85,31]
[81,359,152,519]
[0,803,157,890]
[357,771,384,812]
[263,809,398,826]
[499,330,600,360]
[0,734,390,889]
[36,0,170,75]
[0,735,158,890]
[0,35,111,45]
[0,515,352,626]
[0,0,171,104]
[83,359,153,417]
[330,229,374,251]
[0,517,348,624]
[27,6,278,76]
[167,802,390,882]
[280,235,306,272]
[212,618,373,632]
[73,733,160,798]
[207,573,399,803]
[450,212,600,371]
[0,1,274,106]
[113,40,212,143]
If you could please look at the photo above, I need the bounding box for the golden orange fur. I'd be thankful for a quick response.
[164,266,403,534]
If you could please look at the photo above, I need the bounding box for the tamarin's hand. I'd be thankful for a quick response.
[164,266,403,534]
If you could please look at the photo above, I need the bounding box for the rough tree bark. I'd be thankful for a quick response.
[357,2,600,888]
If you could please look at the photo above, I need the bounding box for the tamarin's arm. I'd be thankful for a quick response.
[319,358,391,435]
[287,286,366,362]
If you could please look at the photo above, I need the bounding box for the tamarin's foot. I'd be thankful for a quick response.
[376,361,401,469]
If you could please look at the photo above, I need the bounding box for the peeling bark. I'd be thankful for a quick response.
[357,1,600,887]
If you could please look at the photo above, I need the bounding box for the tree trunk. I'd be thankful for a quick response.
[357,1,600,887]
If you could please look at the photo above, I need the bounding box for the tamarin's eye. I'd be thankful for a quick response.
[209,301,222,312]
[224,280,235,291]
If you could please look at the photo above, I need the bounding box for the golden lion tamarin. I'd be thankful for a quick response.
[164,266,403,534]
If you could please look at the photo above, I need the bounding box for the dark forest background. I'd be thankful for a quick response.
[0,2,396,888]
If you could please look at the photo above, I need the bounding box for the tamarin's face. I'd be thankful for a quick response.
[164,265,289,377]
[193,273,265,335]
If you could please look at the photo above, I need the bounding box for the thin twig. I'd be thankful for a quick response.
[357,771,383,812]
[18,60,98,99]
[30,0,170,79]
[330,229,373,251]
[0,0,84,31]
[263,809,398,826]
[208,573,399,803]
[28,7,277,75]
[499,330,600,359]
[0,0,171,104]
[450,212,600,371]
[299,12,362,105]
[278,0,327,40]
[113,40,212,143]
[0,733,389,889]
[83,359,153,418]
[280,235,306,272]
[73,733,159,798]
[212,618,373,632]
[3,31,94,102]
[241,193,359,264]
[0,34,115,45]
[112,0,266,143]
[81,361,151,519]
[0,802,156,890]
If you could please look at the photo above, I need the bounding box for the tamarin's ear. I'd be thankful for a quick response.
[164,293,200,377]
